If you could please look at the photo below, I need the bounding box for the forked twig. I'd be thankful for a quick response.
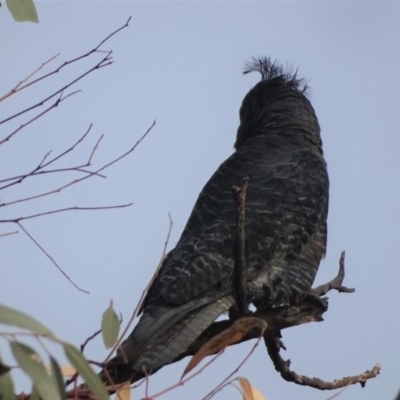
[313,251,355,296]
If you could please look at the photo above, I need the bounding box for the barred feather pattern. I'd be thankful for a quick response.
[109,56,329,376]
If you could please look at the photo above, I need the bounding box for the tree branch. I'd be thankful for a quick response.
[264,332,380,390]
[0,17,131,128]
[17,221,89,294]
[232,177,250,315]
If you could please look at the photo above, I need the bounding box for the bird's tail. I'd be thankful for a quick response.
[102,295,234,384]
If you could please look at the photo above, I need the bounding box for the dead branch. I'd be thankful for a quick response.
[313,251,355,296]
[232,177,250,315]
[264,332,380,390]
[17,253,378,400]
[97,252,379,396]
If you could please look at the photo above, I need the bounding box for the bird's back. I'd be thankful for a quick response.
[108,56,329,379]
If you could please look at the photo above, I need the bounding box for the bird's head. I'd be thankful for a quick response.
[235,57,323,153]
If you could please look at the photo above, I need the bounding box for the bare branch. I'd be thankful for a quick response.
[232,177,250,315]
[88,134,104,164]
[264,332,380,390]
[0,90,79,146]
[0,124,95,189]
[313,251,355,296]
[0,204,133,224]
[104,212,173,364]
[0,17,131,128]
[17,221,89,294]
[0,53,60,102]
[0,230,18,238]
[0,120,156,208]
[202,337,263,400]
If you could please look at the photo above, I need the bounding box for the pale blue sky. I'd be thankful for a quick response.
[1,1,399,399]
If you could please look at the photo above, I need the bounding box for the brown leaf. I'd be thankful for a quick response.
[238,377,253,400]
[182,317,266,377]
[115,380,131,400]
[238,377,266,400]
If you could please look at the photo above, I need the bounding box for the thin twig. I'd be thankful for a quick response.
[0,91,78,146]
[149,350,225,399]
[0,53,60,102]
[88,134,104,164]
[0,230,18,238]
[17,221,89,294]
[202,336,263,400]
[0,17,131,127]
[0,120,156,208]
[41,124,93,169]
[0,204,133,223]
[0,167,106,187]
[104,212,173,364]
[0,124,97,189]
[232,177,250,315]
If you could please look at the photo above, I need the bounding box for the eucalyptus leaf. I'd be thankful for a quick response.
[50,356,66,400]
[6,0,38,23]
[0,303,58,341]
[9,342,61,400]
[101,302,120,349]
[0,369,15,400]
[63,342,108,400]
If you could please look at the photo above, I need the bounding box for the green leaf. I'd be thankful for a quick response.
[9,342,61,400]
[0,358,11,375]
[30,384,43,400]
[63,342,108,400]
[49,356,66,400]
[101,302,120,349]
[6,0,38,23]
[0,368,15,400]
[0,303,58,341]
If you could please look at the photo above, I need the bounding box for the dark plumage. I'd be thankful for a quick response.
[112,57,329,376]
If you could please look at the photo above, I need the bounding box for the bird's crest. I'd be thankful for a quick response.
[243,56,309,95]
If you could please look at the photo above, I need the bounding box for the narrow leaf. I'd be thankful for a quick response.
[6,0,38,22]
[115,380,131,400]
[238,377,265,400]
[30,384,42,400]
[0,369,15,400]
[238,377,254,400]
[9,342,61,400]
[50,356,66,400]
[0,358,11,375]
[183,317,267,377]
[63,342,108,400]
[0,303,58,341]
[101,301,120,349]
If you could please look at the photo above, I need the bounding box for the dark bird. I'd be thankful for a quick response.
[109,57,329,379]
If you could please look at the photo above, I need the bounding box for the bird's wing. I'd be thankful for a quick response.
[142,145,329,309]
